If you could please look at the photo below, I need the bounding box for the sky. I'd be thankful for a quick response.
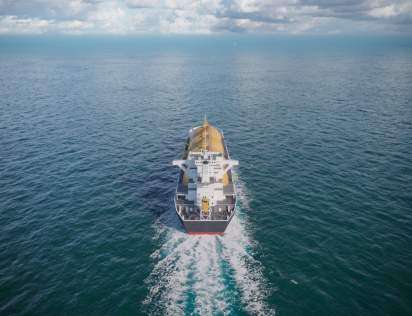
[0,0,411,35]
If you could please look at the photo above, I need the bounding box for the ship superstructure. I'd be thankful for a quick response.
[172,118,238,234]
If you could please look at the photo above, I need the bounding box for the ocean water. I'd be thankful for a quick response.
[0,36,412,315]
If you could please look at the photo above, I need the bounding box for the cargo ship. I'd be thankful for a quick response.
[172,117,238,235]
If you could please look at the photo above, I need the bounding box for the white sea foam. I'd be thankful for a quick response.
[143,177,275,315]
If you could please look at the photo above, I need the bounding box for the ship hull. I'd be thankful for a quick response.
[179,216,234,235]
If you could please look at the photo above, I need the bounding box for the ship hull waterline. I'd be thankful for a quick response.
[177,212,235,235]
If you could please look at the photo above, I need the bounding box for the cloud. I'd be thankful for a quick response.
[0,0,411,35]
[0,15,51,34]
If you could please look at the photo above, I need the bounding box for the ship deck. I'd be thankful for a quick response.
[176,177,235,196]
[175,169,236,221]
[175,194,235,221]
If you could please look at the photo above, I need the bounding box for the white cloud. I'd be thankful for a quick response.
[88,3,128,33]
[57,19,94,34]
[368,1,412,20]
[0,15,51,34]
[0,0,411,35]
[369,5,397,17]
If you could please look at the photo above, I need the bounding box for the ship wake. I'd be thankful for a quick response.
[143,180,275,315]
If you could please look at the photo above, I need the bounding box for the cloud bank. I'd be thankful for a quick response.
[0,0,411,35]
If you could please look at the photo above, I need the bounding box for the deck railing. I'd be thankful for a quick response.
[176,204,235,220]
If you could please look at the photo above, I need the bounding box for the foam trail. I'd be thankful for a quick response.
[143,177,275,315]
[221,180,274,315]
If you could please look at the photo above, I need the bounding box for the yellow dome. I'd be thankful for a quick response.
[183,119,229,186]
[188,120,224,153]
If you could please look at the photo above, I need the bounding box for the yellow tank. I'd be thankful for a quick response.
[183,119,229,185]
[188,119,225,153]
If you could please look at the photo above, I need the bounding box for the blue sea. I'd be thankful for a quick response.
[1,36,411,315]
